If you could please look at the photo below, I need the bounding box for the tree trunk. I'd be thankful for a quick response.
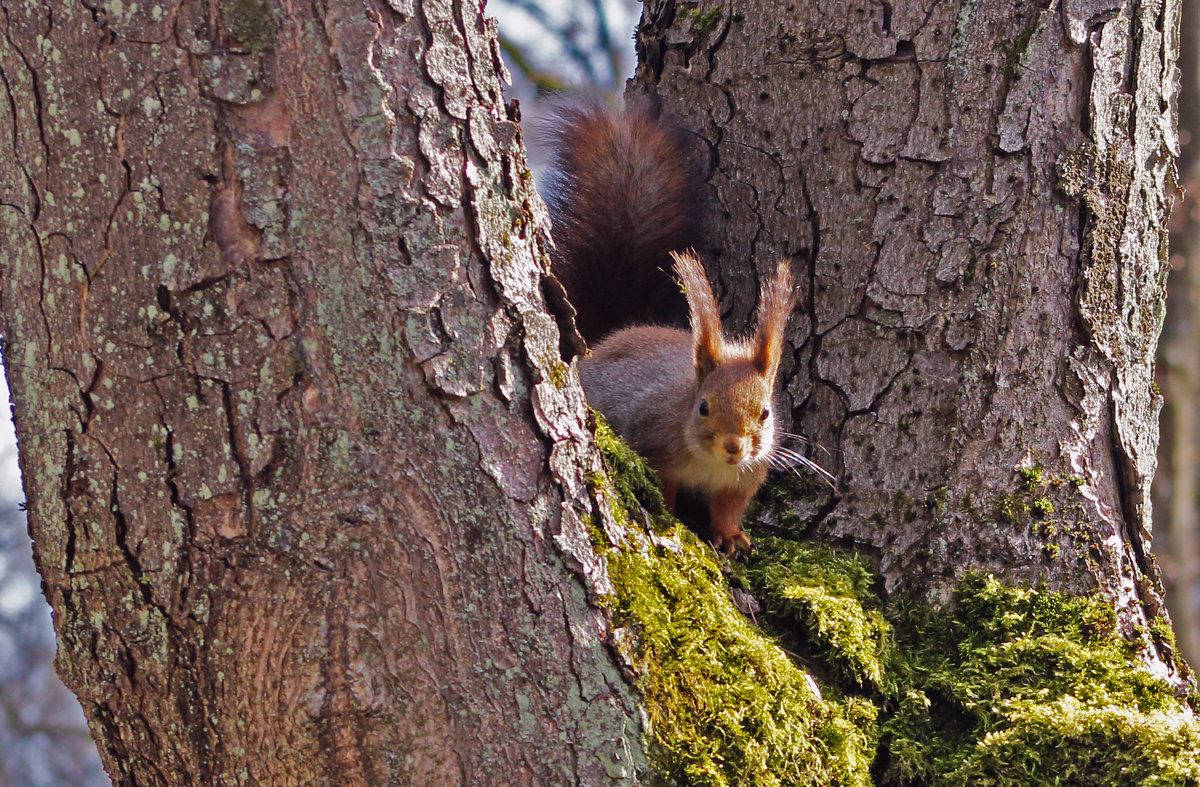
[635,0,1185,681]
[0,1,642,783]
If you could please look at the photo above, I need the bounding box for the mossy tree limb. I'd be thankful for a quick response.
[595,429,1200,785]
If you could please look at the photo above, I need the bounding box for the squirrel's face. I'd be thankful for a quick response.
[688,361,775,472]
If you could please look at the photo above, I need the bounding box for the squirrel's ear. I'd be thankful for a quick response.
[752,261,795,378]
[672,251,723,377]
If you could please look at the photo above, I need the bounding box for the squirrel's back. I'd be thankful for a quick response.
[541,98,702,343]
[578,324,694,467]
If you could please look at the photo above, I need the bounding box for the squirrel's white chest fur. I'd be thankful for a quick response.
[672,450,755,494]
[672,422,771,494]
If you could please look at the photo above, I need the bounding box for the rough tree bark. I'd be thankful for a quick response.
[636,0,1186,683]
[0,1,642,783]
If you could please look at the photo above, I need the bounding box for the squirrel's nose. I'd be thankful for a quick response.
[722,438,742,458]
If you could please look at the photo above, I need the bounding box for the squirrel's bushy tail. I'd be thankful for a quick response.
[541,98,702,344]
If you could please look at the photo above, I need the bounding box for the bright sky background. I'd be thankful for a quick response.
[0,370,35,618]
[0,374,21,504]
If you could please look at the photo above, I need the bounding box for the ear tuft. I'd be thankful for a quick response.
[753,261,796,378]
[672,251,724,377]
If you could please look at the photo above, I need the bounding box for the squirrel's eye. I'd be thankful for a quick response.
[699,399,709,417]
[760,407,770,422]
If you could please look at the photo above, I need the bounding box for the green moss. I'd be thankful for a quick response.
[1150,616,1177,651]
[927,486,950,515]
[878,574,1200,785]
[546,358,570,390]
[994,493,1029,524]
[684,6,724,32]
[589,427,1199,785]
[744,538,891,693]
[1033,519,1058,539]
[1002,15,1040,79]
[592,415,672,533]
[593,425,875,785]
[608,533,876,786]
[1017,465,1044,490]
[994,463,1082,532]
[752,471,830,537]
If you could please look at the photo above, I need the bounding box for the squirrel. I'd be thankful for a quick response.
[540,98,798,553]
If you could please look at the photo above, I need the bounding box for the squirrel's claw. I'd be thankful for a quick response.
[713,528,753,555]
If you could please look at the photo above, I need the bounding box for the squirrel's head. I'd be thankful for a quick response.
[689,361,776,469]
[672,251,796,472]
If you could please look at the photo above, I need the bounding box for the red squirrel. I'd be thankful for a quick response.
[542,99,796,553]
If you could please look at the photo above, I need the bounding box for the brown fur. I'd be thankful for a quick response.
[580,252,796,553]
[541,98,701,343]
[543,101,797,552]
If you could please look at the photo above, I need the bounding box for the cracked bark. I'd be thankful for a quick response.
[636,0,1186,685]
[1,1,642,784]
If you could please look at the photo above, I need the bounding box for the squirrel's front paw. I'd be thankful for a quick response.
[712,525,753,555]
